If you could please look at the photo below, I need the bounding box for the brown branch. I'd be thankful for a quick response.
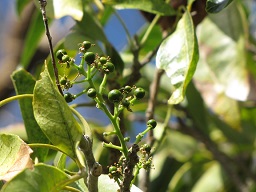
[121,144,140,192]
[38,0,63,95]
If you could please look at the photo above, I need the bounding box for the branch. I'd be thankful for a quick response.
[121,144,140,192]
[79,135,102,192]
[38,0,63,95]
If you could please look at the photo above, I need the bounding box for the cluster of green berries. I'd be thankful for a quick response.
[56,49,74,68]
[108,163,123,181]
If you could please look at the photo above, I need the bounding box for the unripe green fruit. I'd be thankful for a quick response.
[109,166,117,173]
[60,77,67,85]
[56,49,67,60]
[87,88,97,98]
[134,87,145,100]
[62,55,70,62]
[103,62,115,74]
[82,41,91,50]
[108,89,123,103]
[147,119,157,129]
[122,99,130,108]
[143,144,151,153]
[99,57,107,64]
[64,92,74,103]
[84,52,96,64]
[124,86,132,93]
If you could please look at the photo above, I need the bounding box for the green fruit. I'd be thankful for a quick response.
[134,87,145,100]
[62,55,70,62]
[60,77,67,85]
[124,86,132,93]
[56,49,67,60]
[122,99,130,108]
[99,57,107,64]
[64,92,74,103]
[84,52,96,65]
[109,166,117,173]
[82,41,91,50]
[143,144,151,153]
[87,88,97,98]
[147,119,157,129]
[103,62,115,74]
[108,89,123,103]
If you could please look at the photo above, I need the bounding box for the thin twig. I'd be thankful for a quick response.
[38,0,63,95]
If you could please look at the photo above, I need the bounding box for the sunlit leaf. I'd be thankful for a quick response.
[156,10,199,104]
[191,162,225,192]
[1,164,78,192]
[206,0,233,13]
[102,0,176,15]
[11,69,49,161]
[0,134,33,182]
[33,65,84,159]
[34,0,83,21]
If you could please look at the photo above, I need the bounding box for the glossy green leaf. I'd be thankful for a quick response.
[34,0,83,21]
[206,0,233,13]
[156,10,199,104]
[102,0,176,15]
[33,65,84,159]
[11,69,49,162]
[1,164,77,192]
[20,11,46,68]
[0,134,33,181]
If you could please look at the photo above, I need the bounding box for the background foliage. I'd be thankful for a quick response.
[1,0,256,191]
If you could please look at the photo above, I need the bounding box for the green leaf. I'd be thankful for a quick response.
[206,0,233,13]
[191,162,225,192]
[102,0,176,15]
[156,10,199,104]
[33,65,83,159]
[1,164,77,192]
[33,0,83,21]
[20,11,46,68]
[0,134,33,181]
[195,2,251,101]
[11,69,49,162]
[16,0,31,16]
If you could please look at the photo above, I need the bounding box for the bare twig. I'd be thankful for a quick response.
[79,135,102,192]
[38,0,63,95]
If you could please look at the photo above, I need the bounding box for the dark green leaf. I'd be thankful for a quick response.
[33,65,84,159]
[102,0,176,15]
[11,69,49,162]
[206,0,233,13]
[20,11,46,68]
[156,10,199,104]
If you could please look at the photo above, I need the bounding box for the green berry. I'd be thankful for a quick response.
[143,144,151,153]
[84,52,96,65]
[122,99,130,108]
[87,88,97,98]
[134,87,145,100]
[109,166,117,173]
[124,86,132,93]
[103,62,115,74]
[147,119,157,129]
[99,57,107,64]
[64,92,74,103]
[56,49,67,60]
[82,41,91,50]
[60,77,67,85]
[108,89,123,103]
[62,55,70,62]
